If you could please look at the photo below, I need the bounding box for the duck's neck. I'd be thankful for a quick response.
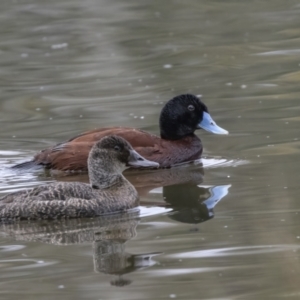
[159,117,195,140]
[91,173,124,189]
[88,153,125,189]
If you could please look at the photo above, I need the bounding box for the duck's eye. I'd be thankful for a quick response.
[188,105,195,111]
[114,145,121,151]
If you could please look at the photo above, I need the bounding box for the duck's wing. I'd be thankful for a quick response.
[66,127,159,147]
[0,197,109,220]
[0,184,56,204]
[0,191,136,221]
[0,190,31,204]
[14,127,162,171]
[12,127,202,171]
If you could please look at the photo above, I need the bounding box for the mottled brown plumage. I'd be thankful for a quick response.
[13,94,228,172]
[0,136,158,221]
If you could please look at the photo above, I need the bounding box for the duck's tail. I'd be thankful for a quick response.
[11,160,41,170]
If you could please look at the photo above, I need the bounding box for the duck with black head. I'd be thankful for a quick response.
[13,94,228,172]
[0,136,159,221]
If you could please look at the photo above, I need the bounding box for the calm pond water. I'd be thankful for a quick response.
[1,0,300,299]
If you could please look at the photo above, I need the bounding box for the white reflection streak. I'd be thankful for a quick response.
[144,266,247,277]
[202,158,248,169]
[139,206,173,218]
[0,150,25,156]
[254,49,300,56]
[0,259,57,270]
[0,245,26,252]
[170,245,300,259]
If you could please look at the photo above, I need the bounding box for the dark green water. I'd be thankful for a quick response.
[1,0,300,299]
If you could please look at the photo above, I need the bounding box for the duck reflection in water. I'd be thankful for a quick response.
[163,183,230,225]
[0,181,230,286]
[0,165,231,286]
[126,164,231,225]
[0,210,160,287]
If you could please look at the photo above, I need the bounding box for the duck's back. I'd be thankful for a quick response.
[30,127,202,171]
[0,182,94,203]
[0,180,139,220]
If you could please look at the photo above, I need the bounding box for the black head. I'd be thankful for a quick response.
[159,94,209,140]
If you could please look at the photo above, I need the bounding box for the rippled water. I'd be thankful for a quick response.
[1,0,300,299]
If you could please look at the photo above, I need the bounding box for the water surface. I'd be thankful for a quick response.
[1,0,300,299]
